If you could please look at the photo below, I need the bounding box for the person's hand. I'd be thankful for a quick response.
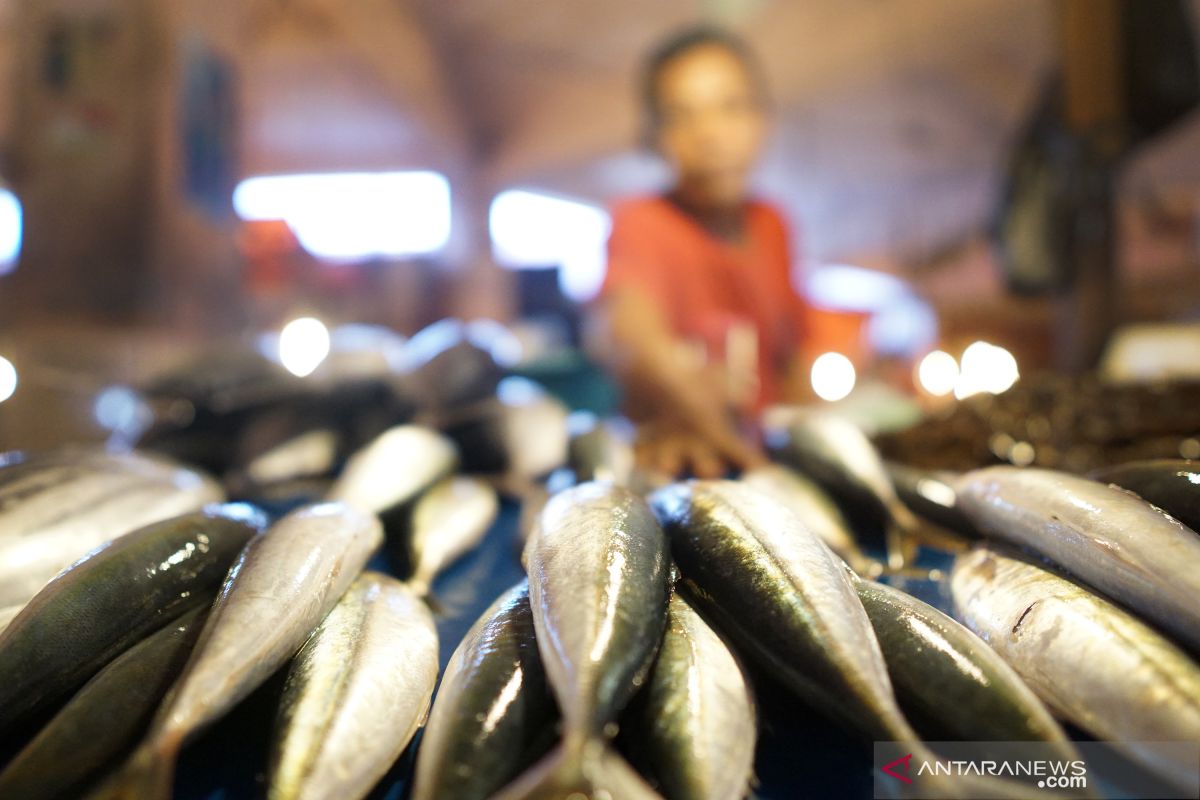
[633,418,766,479]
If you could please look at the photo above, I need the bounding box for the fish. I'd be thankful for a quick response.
[401,476,499,597]
[620,593,757,800]
[649,480,919,743]
[244,429,340,487]
[951,546,1200,790]
[268,572,439,800]
[326,425,458,519]
[0,606,207,800]
[394,318,507,411]
[98,502,383,800]
[411,581,559,800]
[566,412,635,485]
[1089,459,1200,534]
[440,378,569,481]
[651,482,1047,800]
[954,465,1200,652]
[886,462,980,539]
[0,448,224,608]
[495,482,671,800]
[0,505,263,739]
[741,464,876,575]
[763,411,921,567]
[856,578,1075,755]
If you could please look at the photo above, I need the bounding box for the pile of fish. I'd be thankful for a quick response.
[0,415,503,799]
[3,334,1200,800]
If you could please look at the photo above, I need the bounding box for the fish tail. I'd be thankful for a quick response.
[883,523,918,570]
[420,590,447,616]
[490,736,653,800]
[89,736,179,800]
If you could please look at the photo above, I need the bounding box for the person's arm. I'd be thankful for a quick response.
[588,284,766,477]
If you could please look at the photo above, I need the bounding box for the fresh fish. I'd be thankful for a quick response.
[0,505,263,739]
[621,593,756,800]
[856,579,1075,754]
[955,466,1200,652]
[741,464,875,575]
[412,581,559,800]
[441,378,569,480]
[651,482,1043,800]
[567,412,635,485]
[401,476,498,597]
[952,546,1200,790]
[268,572,439,800]
[650,480,918,743]
[0,606,207,800]
[886,462,980,539]
[245,429,339,486]
[0,449,224,607]
[326,425,457,518]
[395,318,507,411]
[763,411,921,567]
[495,482,670,800]
[100,502,382,800]
[1089,459,1200,534]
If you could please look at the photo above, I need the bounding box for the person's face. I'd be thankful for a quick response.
[653,44,767,210]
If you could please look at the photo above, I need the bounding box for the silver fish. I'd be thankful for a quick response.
[0,448,223,607]
[856,578,1075,755]
[99,502,382,800]
[952,546,1200,790]
[440,378,569,481]
[326,425,457,516]
[742,464,876,575]
[246,429,339,486]
[763,411,921,567]
[651,481,1044,800]
[268,572,439,800]
[411,581,558,800]
[623,593,757,800]
[567,412,635,485]
[955,466,1200,652]
[650,480,918,743]
[404,476,498,597]
[496,482,670,800]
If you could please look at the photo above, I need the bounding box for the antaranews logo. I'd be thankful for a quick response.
[872,741,1200,800]
[881,753,913,785]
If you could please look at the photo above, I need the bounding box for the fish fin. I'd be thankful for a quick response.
[491,739,660,800]
[85,741,176,800]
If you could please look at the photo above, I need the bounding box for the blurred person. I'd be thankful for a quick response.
[589,26,811,478]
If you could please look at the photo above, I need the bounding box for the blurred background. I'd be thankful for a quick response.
[0,0,1198,453]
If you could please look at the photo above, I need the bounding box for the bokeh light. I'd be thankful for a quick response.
[0,356,17,403]
[917,350,959,397]
[810,351,856,402]
[955,340,1019,399]
[279,317,331,377]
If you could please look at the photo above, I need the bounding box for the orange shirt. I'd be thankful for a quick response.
[600,195,807,407]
